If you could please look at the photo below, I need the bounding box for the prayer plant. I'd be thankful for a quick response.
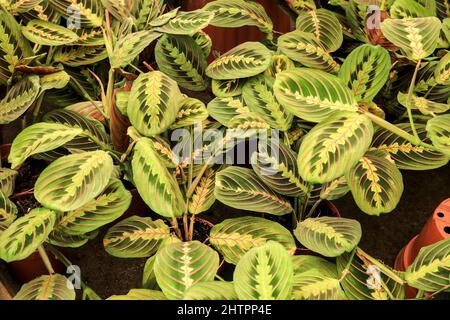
[0,0,449,300]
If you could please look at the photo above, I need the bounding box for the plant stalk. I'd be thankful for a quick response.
[171,217,183,240]
[37,245,55,275]
[404,60,422,141]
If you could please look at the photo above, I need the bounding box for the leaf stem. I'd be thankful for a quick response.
[37,245,54,275]
[404,60,422,141]
[171,217,183,240]
[356,248,404,285]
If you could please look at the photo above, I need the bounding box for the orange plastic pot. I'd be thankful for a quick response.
[394,198,450,298]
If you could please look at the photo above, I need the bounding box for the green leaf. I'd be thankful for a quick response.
[434,51,450,85]
[39,71,71,92]
[215,166,293,215]
[155,241,219,300]
[34,150,114,212]
[278,31,340,73]
[184,282,238,300]
[320,176,350,201]
[107,289,167,300]
[234,241,293,300]
[405,237,450,292]
[0,75,40,125]
[0,168,18,197]
[226,112,270,137]
[101,0,131,21]
[207,96,249,126]
[65,101,105,123]
[13,274,75,300]
[371,123,450,170]
[337,251,405,300]
[390,0,434,18]
[295,9,343,52]
[153,9,214,36]
[8,122,83,169]
[109,31,161,69]
[251,138,309,197]
[193,30,212,57]
[292,270,343,300]
[170,97,208,130]
[294,217,362,257]
[204,0,273,36]
[48,0,104,27]
[134,0,164,30]
[398,92,450,115]
[426,114,450,157]
[264,54,295,78]
[103,215,171,258]
[292,255,338,278]
[0,11,32,85]
[381,17,441,61]
[274,68,358,123]
[297,112,374,184]
[206,42,272,80]
[210,216,296,265]
[22,20,79,46]
[131,138,185,218]
[212,78,246,98]
[346,150,404,216]
[54,45,108,67]
[0,208,56,263]
[188,168,216,215]
[242,75,293,131]
[0,191,18,225]
[47,229,98,248]
[339,44,391,102]
[128,71,183,137]
[155,34,208,91]
[55,178,131,235]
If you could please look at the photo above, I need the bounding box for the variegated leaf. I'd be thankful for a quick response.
[434,51,450,85]
[149,136,179,168]
[56,179,131,235]
[0,168,18,197]
[345,0,369,42]
[0,208,56,262]
[242,75,293,132]
[0,11,32,85]
[8,122,83,169]
[34,150,114,211]
[153,9,214,36]
[206,42,272,80]
[264,54,295,78]
[107,289,167,300]
[193,30,212,57]
[207,96,249,126]
[104,215,170,258]
[214,166,293,215]
[398,92,450,115]
[0,191,18,225]
[149,7,179,27]
[184,281,238,300]
[295,9,343,53]
[0,75,40,125]
[251,138,309,197]
[133,0,164,30]
[128,71,183,137]
[154,241,219,300]
[294,217,362,257]
[278,31,340,74]
[292,270,343,300]
[297,112,374,184]
[371,123,449,170]
[131,138,185,218]
[170,97,208,130]
[212,79,246,98]
[337,251,405,300]
[22,20,79,46]
[234,241,293,300]
[155,34,208,91]
[339,44,391,102]
[47,229,98,248]
[54,45,108,67]
[101,0,131,21]
[226,112,270,138]
[405,237,450,292]
[320,176,350,201]
[274,68,358,123]
[204,0,273,37]
[48,0,103,27]
[109,31,161,69]
[390,0,434,18]
[13,274,75,300]
[210,216,296,265]
[292,255,338,278]
[346,150,404,216]
[426,114,450,157]
[65,101,105,123]
[188,168,216,215]
[381,17,441,61]
[39,71,71,92]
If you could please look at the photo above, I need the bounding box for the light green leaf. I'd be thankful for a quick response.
[22,20,79,46]
[0,191,18,225]
[0,168,18,197]
[184,282,238,300]
[426,114,450,157]
[13,274,75,300]
[153,9,214,36]
[107,289,167,300]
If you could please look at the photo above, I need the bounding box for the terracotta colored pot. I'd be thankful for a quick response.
[0,144,11,164]
[119,188,153,220]
[8,250,66,284]
[394,198,450,298]
[181,0,294,58]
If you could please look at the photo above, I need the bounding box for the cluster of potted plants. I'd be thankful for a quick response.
[0,0,449,300]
